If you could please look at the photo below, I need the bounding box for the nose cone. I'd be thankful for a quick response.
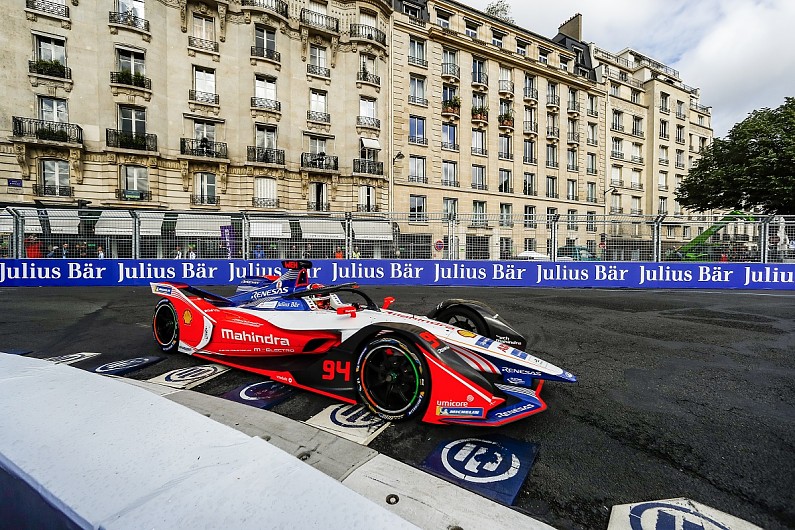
[561,370,577,383]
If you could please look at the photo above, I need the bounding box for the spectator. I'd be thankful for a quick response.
[351,246,361,259]
[46,245,59,258]
[187,245,196,259]
[334,246,344,259]
[96,246,105,259]
[62,243,69,258]
[303,243,312,259]
[253,245,265,259]
[24,235,43,258]
[174,246,183,259]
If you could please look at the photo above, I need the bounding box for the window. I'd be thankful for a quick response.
[611,164,622,185]
[631,89,641,104]
[660,92,670,112]
[538,49,548,64]
[492,31,503,48]
[309,45,328,75]
[631,169,641,188]
[472,129,486,155]
[546,175,558,198]
[193,15,215,41]
[546,207,558,230]
[586,152,596,173]
[309,1,327,14]
[309,181,327,210]
[677,100,685,117]
[409,37,426,66]
[39,97,67,122]
[194,120,215,142]
[566,209,578,230]
[587,94,597,115]
[659,119,669,139]
[499,98,512,117]
[118,0,144,17]
[358,185,375,211]
[567,148,577,171]
[409,115,425,142]
[441,84,458,105]
[633,116,643,136]
[546,143,557,167]
[676,149,685,168]
[255,26,276,54]
[516,40,527,56]
[436,11,450,28]
[359,97,376,119]
[36,35,65,64]
[658,170,668,190]
[659,145,669,164]
[409,155,426,183]
[443,197,458,220]
[659,196,668,214]
[587,123,597,144]
[442,48,457,67]
[676,124,685,143]
[194,171,216,203]
[471,165,486,189]
[586,182,596,202]
[612,137,623,157]
[193,66,216,98]
[254,177,277,203]
[524,206,536,228]
[122,165,148,198]
[472,58,486,83]
[560,58,569,72]
[548,81,558,99]
[586,211,596,232]
[442,160,457,186]
[255,75,276,101]
[698,115,705,126]
[523,139,536,163]
[465,22,478,38]
[118,48,145,75]
[499,203,512,226]
[360,53,376,75]
[308,136,326,155]
[566,179,578,201]
[472,201,487,226]
[498,134,512,159]
[410,195,427,222]
[612,110,623,131]
[523,172,536,195]
[255,124,277,149]
[442,123,457,150]
[409,75,426,103]
[498,169,512,193]
[41,159,69,196]
[472,92,486,112]
[119,105,145,134]
[610,83,619,97]
[310,89,327,113]
[683,226,691,239]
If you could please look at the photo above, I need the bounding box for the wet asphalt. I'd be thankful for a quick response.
[1,285,793,529]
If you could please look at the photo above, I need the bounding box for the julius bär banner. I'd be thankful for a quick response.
[0,259,793,289]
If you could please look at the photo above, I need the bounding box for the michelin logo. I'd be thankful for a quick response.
[437,406,484,417]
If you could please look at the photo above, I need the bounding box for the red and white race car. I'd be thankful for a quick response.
[150,260,576,426]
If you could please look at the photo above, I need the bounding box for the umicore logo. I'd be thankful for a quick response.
[221,328,290,345]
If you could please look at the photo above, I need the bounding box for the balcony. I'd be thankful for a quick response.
[498,80,514,97]
[676,136,686,144]
[441,179,459,187]
[676,111,687,120]
[307,201,331,211]
[523,121,538,135]
[441,63,460,81]
[307,64,330,77]
[675,161,686,169]
[353,159,384,175]
[191,195,220,206]
[251,97,281,112]
[300,8,339,33]
[106,129,157,151]
[357,70,380,85]
[567,165,579,172]
[567,132,580,144]
[546,191,559,198]
[611,150,624,160]
[110,71,151,89]
[471,147,488,156]
[250,46,281,63]
[13,117,83,144]
[659,105,670,114]
[610,179,624,187]
[659,158,669,166]
[523,87,538,103]
[546,95,560,109]
[523,186,537,196]
[180,138,228,158]
[587,108,598,117]
[252,197,280,208]
[472,72,488,89]
[546,126,560,139]
[301,153,338,170]
[586,196,597,203]
[408,136,428,146]
[441,142,459,151]
[471,182,488,191]
[188,36,219,53]
[241,0,288,18]
[523,156,537,165]
[357,203,379,212]
[108,10,149,32]
[247,146,285,165]
[33,184,73,197]
[587,167,597,175]
[611,123,625,132]
[631,208,643,215]
[498,185,513,194]
[631,182,643,190]
[409,175,428,184]
[567,101,581,114]
[441,102,460,119]
[189,89,219,105]
[498,151,513,161]
[498,115,514,131]
[631,129,644,138]
[357,116,380,129]
[408,95,428,106]
[546,161,559,169]
[471,108,488,125]
[28,60,70,79]
[660,133,670,140]
[586,137,598,146]
[610,207,624,214]
[115,189,152,201]
[408,55,428,68]
[307,110,331,123]
[27,0,68,18]
[350,24,386,46]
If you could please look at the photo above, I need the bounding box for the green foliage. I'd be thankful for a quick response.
[676,97,795,214]
[442,96,461,108]
[485,0,514,24]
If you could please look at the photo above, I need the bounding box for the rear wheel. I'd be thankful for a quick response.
[356,334,429,422]
[436,306,487,336]
[152,299,179,353]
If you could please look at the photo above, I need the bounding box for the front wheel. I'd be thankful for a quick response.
[356,334,429,422]
[152,299,179,353]
[435,306,488,336]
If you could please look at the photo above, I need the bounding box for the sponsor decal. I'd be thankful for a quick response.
[502,367,542,376]
[275,300,303,309]
[44,352,101,365]
[506,377,525,385]
[155,285,172,295]
[306,404,390,445]
[457,329,477,338]
[420,435,539,505]
[617,500,738,530]
[220,328,290,345]
[221,381,294,409]
[495,401,540,418]
[182,310,193,325]
[437,406,484,417]
[251,286,288,299]
[329,404,386,429]
[475,336,494,348]
[148,364,230,389]
[436,396,474,407]
[93,356,163,375]
[274,374,294,384]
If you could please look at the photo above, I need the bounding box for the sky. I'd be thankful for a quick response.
[459,0,795,137]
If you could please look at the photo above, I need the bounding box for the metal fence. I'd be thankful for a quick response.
[1,207,793,263]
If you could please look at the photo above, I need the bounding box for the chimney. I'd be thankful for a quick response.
[558,13,582,41]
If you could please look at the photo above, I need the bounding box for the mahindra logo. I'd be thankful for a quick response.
[221,328,290,345]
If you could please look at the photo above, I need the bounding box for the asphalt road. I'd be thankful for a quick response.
[1,286,793,529]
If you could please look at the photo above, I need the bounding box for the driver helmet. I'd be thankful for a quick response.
[307,283,330,309]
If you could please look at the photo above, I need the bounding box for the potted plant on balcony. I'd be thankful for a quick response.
[116,69,133,85]
[498,111,514,127]
[471,105,488,121]
[35,128,69,142]
[442,95,461,114]
[33,59,65,77]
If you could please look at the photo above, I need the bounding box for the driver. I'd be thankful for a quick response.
[307,283,330,310]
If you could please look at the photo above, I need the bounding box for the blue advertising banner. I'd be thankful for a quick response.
[0,259,793,289]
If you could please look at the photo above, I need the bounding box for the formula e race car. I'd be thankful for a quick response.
[150,260,576,426]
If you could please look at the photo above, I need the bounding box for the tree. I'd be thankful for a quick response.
[485,0,514,24]
[676,97,795,214]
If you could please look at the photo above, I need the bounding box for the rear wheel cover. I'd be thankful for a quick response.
[356,335,429,421]
[152,300,179,353]
[436,306,487,336]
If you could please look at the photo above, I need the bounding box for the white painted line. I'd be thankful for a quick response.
[608,497,763,530]
[147,364,230,389]
[305,404,389,445]
[342,454,554,530]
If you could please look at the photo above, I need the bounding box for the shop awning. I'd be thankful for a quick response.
[298,218,345,240]
[360,138,381,150]
[175,214,232,237]
[250,219,292,239]
[5,209,45,234]
[47,210,80,235]
[94,211,164,237]
[0,211,13,234]
[352,220,393,241]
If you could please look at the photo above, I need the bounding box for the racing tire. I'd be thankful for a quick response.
[152,299,179,353]
[435,306,488,336]
[356,334,429,422]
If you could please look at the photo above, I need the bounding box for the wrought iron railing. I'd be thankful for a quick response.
[357,204,380,212]
[115,189,152,201]
[300,9,339,32]
[250,46,281,62]
[110,71,151,89]
[28,60,71,79]
[241,0,288,18]
[349,24,386,46]
[546,126,560,138]
[251,97,281,112]
[189,90,219,104]
[13,117,83,143]
[108,10,149,31]
[301,153,338,170]
[356,70,380,85]
[191,195,220,206]
[353,159,384,175]
[33,184,73,197]
[472,72,488,85]
[524,121,538,134]
[27,0,68,17]
[307,64,330,77]
[252,197,280,208]
[408,95,428,106]
[547,95,560,106]
[408,55,428,67]
[498,80,514,94]
[307,110,330,123]
[408,136,428,145]
[247,146,285,164]
[106,129,157,151]
[442,63,460,79]
[180,138,228,158]
[188,36,219,52]
[356,116,380,129]
[307,201,331,211]
[524,87,538,100]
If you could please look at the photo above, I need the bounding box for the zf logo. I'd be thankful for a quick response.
[329,404,385,429]
[45,352,100,365]
[165,365,223,383]
[628,502,732,530]
[239,381,290,401]
[441,438,520,484]
[94,357,156,374]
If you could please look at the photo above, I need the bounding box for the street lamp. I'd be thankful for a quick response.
[601,186,619,259]
[389,151,404,213]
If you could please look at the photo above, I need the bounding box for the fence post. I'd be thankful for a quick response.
[550,213,560,261]
[9,208,23,259]
[344,211,352,259]
[760,216,773,263]
[130,211,140,259]
[653,215,665,262]
[242,213,250,260]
